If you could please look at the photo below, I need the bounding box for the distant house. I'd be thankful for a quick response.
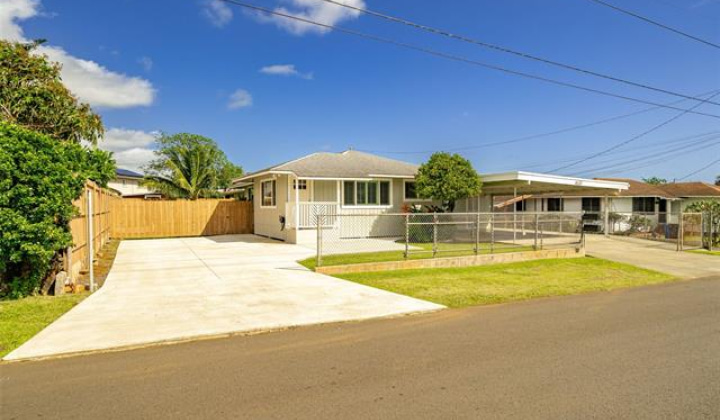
[232,150,627,243]
[513,178,720,233]
[108,169,160,198]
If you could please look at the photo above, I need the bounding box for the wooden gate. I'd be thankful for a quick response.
[109,199,253,239]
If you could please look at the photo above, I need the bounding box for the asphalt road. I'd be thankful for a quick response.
[2,277,719,419]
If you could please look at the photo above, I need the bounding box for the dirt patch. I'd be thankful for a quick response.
[75,239,121,289]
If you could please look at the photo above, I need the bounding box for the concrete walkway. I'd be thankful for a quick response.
[586,235,720,278]
[4,235,442,361]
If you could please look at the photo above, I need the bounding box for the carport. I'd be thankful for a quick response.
[457,171,629,235]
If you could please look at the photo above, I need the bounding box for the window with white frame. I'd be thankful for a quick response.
[261,180,276,207]
[293,179,307,190]
[342,180,391,206]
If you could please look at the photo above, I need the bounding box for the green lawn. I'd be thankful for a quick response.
[300,242,533,270]
[688,249,720,256]
[333,258,675,308]
[0,294,86,358]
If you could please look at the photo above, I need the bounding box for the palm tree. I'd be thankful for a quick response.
[142,133,227,199]
[716,174,719,186]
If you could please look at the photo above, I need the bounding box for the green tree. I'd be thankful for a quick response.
[715,175,719,186]
[685,200,720,247]
[0,40,104,144]
[0,123,89,298]
[217,159,244,192]
[415,152,482,212]
[143,133,243,199]
[642,177,667,185]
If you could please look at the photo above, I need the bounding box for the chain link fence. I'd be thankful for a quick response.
[314,212,584,267]
[679,211,718,251]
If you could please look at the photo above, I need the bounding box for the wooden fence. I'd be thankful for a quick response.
[67,182,120,280]
[66,185,254,284]
[109,199,253,239]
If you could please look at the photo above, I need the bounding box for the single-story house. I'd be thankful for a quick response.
[512,178,720,233]
[108,169,160,198]
[232,150,629,243]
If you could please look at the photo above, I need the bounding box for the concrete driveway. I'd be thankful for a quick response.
[586,235,720,278]
[5,235,442,361]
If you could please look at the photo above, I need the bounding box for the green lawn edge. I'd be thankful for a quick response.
[687,249,720,257]
[0,294,87,358]
[299,243,534,270]
[332,258,676,308]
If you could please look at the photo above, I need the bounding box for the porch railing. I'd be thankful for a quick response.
[288,202,339,228]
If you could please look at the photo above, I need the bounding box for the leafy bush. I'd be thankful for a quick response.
[0,40,103,144]
[415,152,482,212]
[0,123,93,298]
[685,200,720,246]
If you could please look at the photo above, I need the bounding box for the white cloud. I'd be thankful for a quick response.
[259,64,313,79]
[0,0,155,108]
[101,128,158,152]
[111,148,158,173]
[138,56,153,72]
[202,0,233,27]
[228,89,253,109]
[98,128,159,172]
[256,0,365,36]
[0,0,37,40]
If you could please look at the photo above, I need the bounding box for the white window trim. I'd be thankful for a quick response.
[402,180,432,202]
[341,179,393,209]
[260,179,277,209]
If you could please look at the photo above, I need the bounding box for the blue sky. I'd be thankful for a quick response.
[2,0,719,181]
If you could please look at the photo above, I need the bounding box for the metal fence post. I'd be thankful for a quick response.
[534,213,539,250]
[677,209,683,252]
[474,212,480,255]
[700,213,703,249]
[316,213,323,268]
[404,213,409,259]
[87,188,95,292]
[490,213,495,254]
[432,213,438,257]
[709,210,714,252]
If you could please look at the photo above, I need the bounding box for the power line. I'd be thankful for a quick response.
[319,0,720,106]
[570,135,720,175]
[582,143,720,177]
[597,143,720,177]
[219,0,720,119]
[677,156,720,180]
[359,90,719,155]
[549,91,720,173]
[585,0,720,50]
[513,131,720,171]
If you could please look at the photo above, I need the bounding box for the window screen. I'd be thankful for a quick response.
[547,198,563,212]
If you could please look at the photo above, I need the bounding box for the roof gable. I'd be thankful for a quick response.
[237,150,418,181]
[656,182,720,198]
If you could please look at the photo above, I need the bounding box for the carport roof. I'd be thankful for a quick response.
[479,171,629,196]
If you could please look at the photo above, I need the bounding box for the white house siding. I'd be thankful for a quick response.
[108,177,155,197]
[312,180,337,202]
[336,179,407,239]
[253,174,289,241]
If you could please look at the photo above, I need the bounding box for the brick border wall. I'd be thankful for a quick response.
[315,248,586,275]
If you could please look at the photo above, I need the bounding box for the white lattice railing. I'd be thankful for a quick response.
[287,202,339,228]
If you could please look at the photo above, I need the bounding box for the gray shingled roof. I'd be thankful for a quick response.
[236,150,419,181]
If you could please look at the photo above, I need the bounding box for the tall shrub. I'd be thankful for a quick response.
[0,123,88,298]
[415,152,482,212]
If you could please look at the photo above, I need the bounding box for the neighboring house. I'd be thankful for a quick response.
[108,169,160,198]
[233,151,628,243]
[514,178,720,233]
